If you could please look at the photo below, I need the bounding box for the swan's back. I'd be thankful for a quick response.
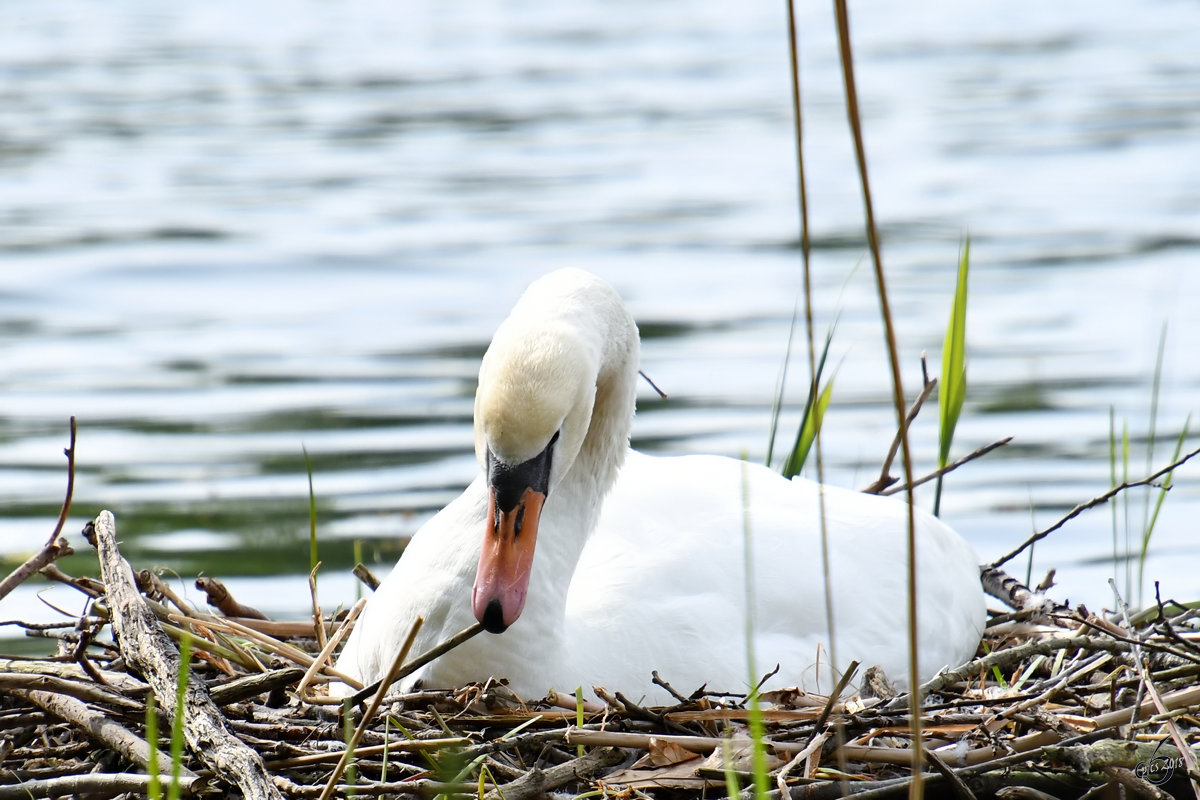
[564,451,984,698]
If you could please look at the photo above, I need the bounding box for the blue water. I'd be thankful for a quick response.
[3,0,1200,638]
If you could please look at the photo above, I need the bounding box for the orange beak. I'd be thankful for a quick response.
[473,433,558,633]
[473,485,544,632]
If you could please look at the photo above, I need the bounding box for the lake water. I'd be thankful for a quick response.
[3,0,1200,645]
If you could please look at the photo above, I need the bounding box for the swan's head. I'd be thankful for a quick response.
[469,269,634,634]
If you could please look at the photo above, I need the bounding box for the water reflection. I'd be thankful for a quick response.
[2,1,1200,644]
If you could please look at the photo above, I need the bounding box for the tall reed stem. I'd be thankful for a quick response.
[829,2,923,796]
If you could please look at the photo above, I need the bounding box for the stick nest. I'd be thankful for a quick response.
[3,509,1200,800]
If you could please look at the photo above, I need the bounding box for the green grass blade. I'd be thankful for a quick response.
[781,327,835,479]
[343,698,358,798]
[784,379,833,479]
[382,713,390,784]
[722,734,742,800]
[575,686,585,757]
[146,693,162,800]
[933,240,970,516]
[766,302,801,469]
[1138,324,1168,601]
[740,458,770,800]
[303,445,318,571]
[168,632,191,800]
[1143,323,1168,525]
[1139,415,1190,603]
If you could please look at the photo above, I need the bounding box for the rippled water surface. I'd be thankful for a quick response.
[3,0,1200,644]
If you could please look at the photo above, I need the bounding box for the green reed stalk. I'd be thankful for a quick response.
[168,632,191,800]
[784,4,841,776]
[341,698,358,798]
[1136,324,1167,604]
[741,458,770,800]
[1139,416,1190,604]
[766,303,800,470]
[575,686,586,757]
[146,693,162,800]
[933,241,970,516]
[722,734,742,800]
[781,329,835,479]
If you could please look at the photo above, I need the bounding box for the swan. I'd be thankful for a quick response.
[334,268,986,704]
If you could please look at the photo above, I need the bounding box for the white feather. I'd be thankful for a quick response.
[334,268,986,703]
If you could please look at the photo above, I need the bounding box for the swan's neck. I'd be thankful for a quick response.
[510,294,640,638]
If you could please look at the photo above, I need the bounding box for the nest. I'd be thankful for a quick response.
[2,503,1199,800]
[4,419,1200,798]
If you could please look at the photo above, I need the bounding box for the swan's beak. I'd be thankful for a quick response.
[473,485,544,633]
[472,439,555,634]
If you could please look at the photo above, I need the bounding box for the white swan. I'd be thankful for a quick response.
[334,268,986,703]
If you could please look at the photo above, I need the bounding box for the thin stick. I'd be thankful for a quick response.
[811,659,859,735]
[0,417,78,602]
[638,369,668,399]
[296,597,366,698]
[863,372,937,495]
[1110,579,1200,800]
[0,772,201,800]
[922,748,979,800]
[318,616,423,800]
[880,437,1013,496]
[991,443,1200,569]
[349,622,485,706]
[651,670,691,705]
[776,731,829,795]
[49,416,78,546]
[308,562,328,653]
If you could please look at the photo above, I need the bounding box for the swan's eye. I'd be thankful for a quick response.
[548,430,560,449]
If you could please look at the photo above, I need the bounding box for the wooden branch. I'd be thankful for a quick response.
[862,374,937,494]
[991,442,1200,569]
[980,566,1068,616]
[17,687,195,782]
[349,622,485,706]
[484,747,625,800]
[0,771,200,800]
[887,634,1145,710]
[0,658,147,695]
[35,563,104,598]
[0,418,79,602]
[296,597,365,698]
[308,563,328,652]
[0,539,75,602]
[92,509,285,800]
[49,417,78,547]
[195,576,268,620]
[923,748,979,800]
[879,436,1012,496]
[352,563,381,591]
[0,672,141,710]
[208,666,305,706]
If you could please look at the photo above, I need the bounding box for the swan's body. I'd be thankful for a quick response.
[335,269,985,703]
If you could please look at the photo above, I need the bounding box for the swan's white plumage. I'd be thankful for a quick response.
[335,268,986,703]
